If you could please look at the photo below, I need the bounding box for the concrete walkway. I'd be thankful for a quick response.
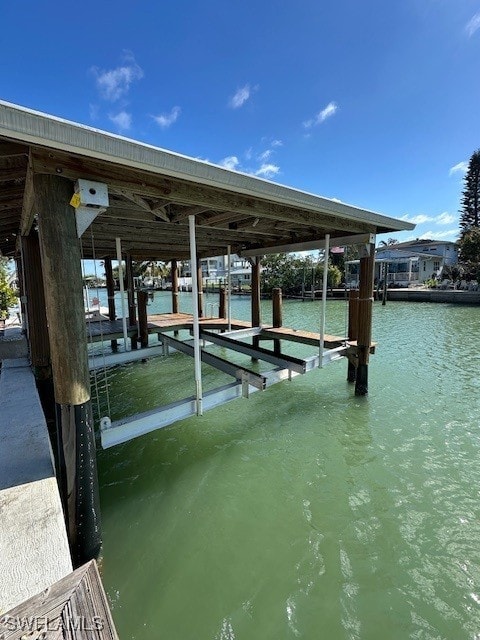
[0,325,27,359]
[0,358,72,614]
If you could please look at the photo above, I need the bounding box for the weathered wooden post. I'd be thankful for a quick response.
[251,257,261,354]
[36,174,101,566]
[104,257,118,351]
[126,254,137,349]
[272,287,282,354]
[382,262,388,306]
[197,258,204,318]
[171,259,179,314]
[137,290,149,348]
[355,243,375,395]
[219,287,227,319]
[347,289,359,383]
[21,233,51,378]
[14,254,26,333]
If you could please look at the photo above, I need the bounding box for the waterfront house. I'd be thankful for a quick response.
[347,239,458,287]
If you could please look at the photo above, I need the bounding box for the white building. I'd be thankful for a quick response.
[347,239,458,288]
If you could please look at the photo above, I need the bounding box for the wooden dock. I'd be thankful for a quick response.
[0,560,118,639]
[97,313,371,448]
[85,312,250,342]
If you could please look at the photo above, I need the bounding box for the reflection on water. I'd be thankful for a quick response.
[96,295,480,639]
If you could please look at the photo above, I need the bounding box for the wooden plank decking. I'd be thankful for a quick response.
[0,560,118,639]
[86,312,250,342]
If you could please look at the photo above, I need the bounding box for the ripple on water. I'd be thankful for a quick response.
[97,300,480,639]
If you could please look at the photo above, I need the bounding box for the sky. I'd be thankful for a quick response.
[1,0,480,245]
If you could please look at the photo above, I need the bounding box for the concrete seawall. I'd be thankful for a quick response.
[0,358,72,613]
[385,289,480,304]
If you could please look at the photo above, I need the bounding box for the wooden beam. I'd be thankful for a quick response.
[20,159,35,236]
[21,233,50,373]
[36,174,101,565]
[31,149,374,234]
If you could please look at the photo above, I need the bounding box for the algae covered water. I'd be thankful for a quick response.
[96,294,480,639]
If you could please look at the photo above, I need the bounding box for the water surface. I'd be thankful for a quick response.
[96,294,480,639]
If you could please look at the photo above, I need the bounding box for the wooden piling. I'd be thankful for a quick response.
[382,262,388,306]
[126,254,137,349]
[21,233,50,377]
[197,258,204,318]
[35,174,101,566]
[219,287,227,319]
[171,259,179,313]
[251,258,261,354]
[347,289,359,383]
[15,254,26,334]
[355,244,375,396]
[137,290,149,348]
[272,287,282,354]
[104,257,118,352]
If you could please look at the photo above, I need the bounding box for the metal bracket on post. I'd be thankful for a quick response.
[70,179,109,238]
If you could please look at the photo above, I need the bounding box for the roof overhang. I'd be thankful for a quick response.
[0,100,415,260]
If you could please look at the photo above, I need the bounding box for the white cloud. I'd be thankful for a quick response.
[153,106,181,129]
[89,103,99,121]
[244,147,253,161]
[255,163,280,178]
[109,111,132,131]
[418,229,459,241]
[258,150,272,161]
[92,56,144,102]
[219,156,240,170]
[229,85,251,108]
[401,213,434,224]
[303,102,338,128]
[271,139,283,147]
[466,12,480,37]
[449,160,468,176]
[435,212,456,225]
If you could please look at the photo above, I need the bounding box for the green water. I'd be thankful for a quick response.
[96,295,480,639]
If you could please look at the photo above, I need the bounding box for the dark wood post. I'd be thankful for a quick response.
[171,259,179,314]
[126,254,137,349]
[197,258,204,318]
[219,287,226,319]
[15,254,26,334]
[137,290,149,348]
[382,262,388,306]
[347,289,359,383]
[355,244,375,396]
[251,257,261,354]
[104,257,118,352]
[36,174,101,565]
[272,287,282,354]
[272,287,282,327]
[21,233,51,378]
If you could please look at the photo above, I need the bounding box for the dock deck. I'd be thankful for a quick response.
[86,312,250,342]
[97,314,366,448]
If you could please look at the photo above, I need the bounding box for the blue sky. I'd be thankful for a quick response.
[2,0,480,245]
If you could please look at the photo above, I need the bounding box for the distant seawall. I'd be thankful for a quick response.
[385,289,480,304]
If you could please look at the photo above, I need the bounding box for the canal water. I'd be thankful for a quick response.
[94,292,480,639]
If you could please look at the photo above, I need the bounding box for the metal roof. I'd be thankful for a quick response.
[0,100,415,259]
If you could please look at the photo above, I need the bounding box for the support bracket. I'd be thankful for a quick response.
[70,179,109,238]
